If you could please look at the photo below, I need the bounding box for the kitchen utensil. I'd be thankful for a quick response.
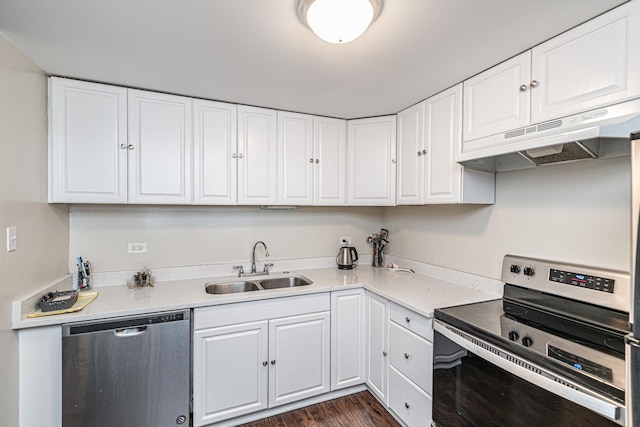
[337,245,358,270]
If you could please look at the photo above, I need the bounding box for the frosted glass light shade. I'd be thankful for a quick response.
[297,0,383,44]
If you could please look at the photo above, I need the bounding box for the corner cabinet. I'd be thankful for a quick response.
[193,294,330,426]
[49,78,128,203]
[347,116,397,206]
[397,85,494,205]
[463,0,640,148]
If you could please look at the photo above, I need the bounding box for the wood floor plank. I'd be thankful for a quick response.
[238,391,401,427]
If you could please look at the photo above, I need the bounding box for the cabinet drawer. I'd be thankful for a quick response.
[390,302,433,341]
[389,366,432,427]
[389,322,433,393]
[194,293,330,330]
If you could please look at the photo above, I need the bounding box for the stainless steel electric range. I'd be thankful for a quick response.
[432,255,630,427]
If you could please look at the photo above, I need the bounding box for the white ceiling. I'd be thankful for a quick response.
[0,0,628,119]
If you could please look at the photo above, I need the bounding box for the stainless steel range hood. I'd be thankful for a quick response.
[457,99,640,173]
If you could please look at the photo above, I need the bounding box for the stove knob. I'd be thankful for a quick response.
[522,336,533,347]
[523,267,535,277]
[509,264,521,274]
[508,331,519,342]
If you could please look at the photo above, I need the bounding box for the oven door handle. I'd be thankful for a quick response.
[434,320,624,424]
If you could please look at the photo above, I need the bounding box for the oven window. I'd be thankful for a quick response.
[432,332,620,427]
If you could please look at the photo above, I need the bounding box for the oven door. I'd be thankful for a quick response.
[432,321,624,427]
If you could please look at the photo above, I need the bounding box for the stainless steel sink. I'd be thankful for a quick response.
[259,275,313,289]
[205,275,313,294]
[205,281,261,294]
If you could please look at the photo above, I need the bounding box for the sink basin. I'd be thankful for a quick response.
[259,275,313,289]
[205,281,261,294]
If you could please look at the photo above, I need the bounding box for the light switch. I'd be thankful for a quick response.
[6,227,17,252]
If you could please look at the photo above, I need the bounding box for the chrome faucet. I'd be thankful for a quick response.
[250,241,271,275]
[233,241,273,277]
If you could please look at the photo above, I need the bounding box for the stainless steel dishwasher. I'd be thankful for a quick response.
[62,310,191,427]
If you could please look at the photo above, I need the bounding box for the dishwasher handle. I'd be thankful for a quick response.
[114,326,147,337]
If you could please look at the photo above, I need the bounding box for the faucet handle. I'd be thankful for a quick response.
[233,265,245,277]
[263,263,274,274]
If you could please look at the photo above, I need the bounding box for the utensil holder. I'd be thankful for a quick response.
[77,261,92,290]
[372,244,384,267]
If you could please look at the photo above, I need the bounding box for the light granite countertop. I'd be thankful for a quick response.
[14,264,501,329]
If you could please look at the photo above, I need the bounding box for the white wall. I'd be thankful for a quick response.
[69,206,383,272]
[0,34,69,427]
[384,157,630,280]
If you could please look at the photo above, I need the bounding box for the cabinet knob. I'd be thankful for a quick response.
[405,316,411,323]
[391,159,396,164]
[309,158,314,163]
[530,80,539,88]
[232,153,237,159]
[127,144,134,150]
[382,351,388,357]
[120,143,127,149]
[417,151,422,156]
[404,353,410,359]
[519,84,528,92]
[405,402,410,409]
[262,361,268,366]
[238,153,244,159]
[422,149,427,155]
[315,159,319,164]
[270,360,276,365]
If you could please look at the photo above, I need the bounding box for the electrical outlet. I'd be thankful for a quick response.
[6,227,17,252]
[128,242,147,254]
[339,236,351,245]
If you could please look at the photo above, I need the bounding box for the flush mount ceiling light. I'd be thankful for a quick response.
[297,0,383,44]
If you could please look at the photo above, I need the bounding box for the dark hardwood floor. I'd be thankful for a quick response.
[238,391,401,427]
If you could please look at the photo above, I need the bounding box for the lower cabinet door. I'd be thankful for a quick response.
[193,321,269,426]
[389,366,433,427]
[269,311,331,407]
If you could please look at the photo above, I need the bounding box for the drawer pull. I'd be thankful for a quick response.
[405,402,410,409]
[383,351,388,357]
[404,353,410,359]
[405,316,411,323]
[270,360,276,365]
[262,361,268,366]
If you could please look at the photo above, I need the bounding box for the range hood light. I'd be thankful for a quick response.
[297,0,383,44]
[525,144,564,158]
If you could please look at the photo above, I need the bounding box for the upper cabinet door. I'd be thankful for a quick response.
[314,117,347,206]
[463,52,532,142]
[531,0,640,123]
[396,102,425,205]
[278,111,314,205]
[424,84,463,204]
[193,100,237,205]
[237,106,278,205]
[128,90,192,204]
[347,116,397,206]
[49,78,128,203]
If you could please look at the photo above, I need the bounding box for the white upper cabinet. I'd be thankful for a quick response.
[397,85,494,205]
[238,106,278,205]
[49,78,128,203]
[463,52,532,143]
[277,111,314,205]
[193,99,237,205]
[396,102,425,205]
[314,117,347,206]
[128,90,192,204]
[531,0,640,123]
[463,0,640,146]
[347,116,397,206]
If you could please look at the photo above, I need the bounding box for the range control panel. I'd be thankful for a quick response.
[501,255,629,312]
[549,269,615,293]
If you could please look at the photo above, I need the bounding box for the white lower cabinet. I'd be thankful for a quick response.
[366,292,390,404]
[193,294,330,426]
[331,289,366,390]
[389,367,433,427]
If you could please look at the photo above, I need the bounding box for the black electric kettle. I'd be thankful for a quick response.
[336,245,358,270]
